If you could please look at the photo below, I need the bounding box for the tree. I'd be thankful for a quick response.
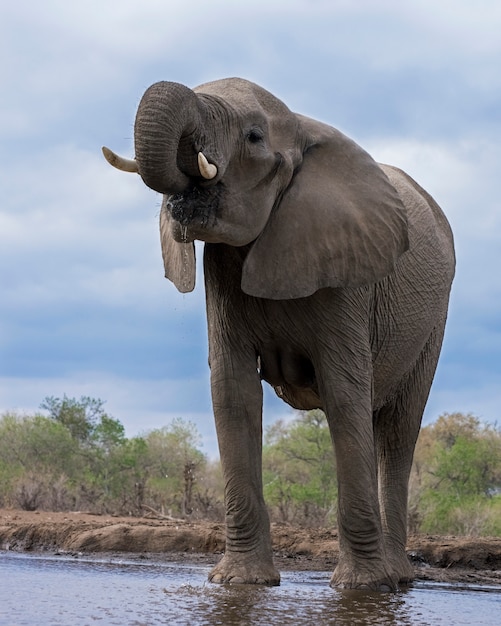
[0,404,212,517]
[40,395,107,443]
[263,410,337,525]
[0,411,79,509]
[37,395,140,512]
[193,458,224,520]
[409,413,501,535]
[143,418,207,516]
[93,435,149,514]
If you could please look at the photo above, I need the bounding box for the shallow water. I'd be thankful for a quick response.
[0,552,500,625]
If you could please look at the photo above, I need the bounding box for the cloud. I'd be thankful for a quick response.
[1,146,156,307]
[0,140,207,388]
[1,1,500,449]
[0,369,214,435]
[0,141,204,311]
[424,378,501,426]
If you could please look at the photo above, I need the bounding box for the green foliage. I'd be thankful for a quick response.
[409,412,501,536]
[93,414,126,451]
[0,399,211,518]
[0,411,79,510]
[263,410,337,525]
[2,400,500,536]
[40,395,107,443]
[141,419,207,516]
[263,409,501,535]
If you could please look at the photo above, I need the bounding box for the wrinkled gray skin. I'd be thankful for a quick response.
[109,78,455,590]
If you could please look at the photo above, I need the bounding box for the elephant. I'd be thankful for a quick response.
[103,77,455,591]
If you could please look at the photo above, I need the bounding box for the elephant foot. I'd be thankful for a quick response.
[208,552,280,586]
[330,559,399,592]
[394,557,415,585]
[386,546,415,585]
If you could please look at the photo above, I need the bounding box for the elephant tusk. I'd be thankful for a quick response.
[198,152,218,180]
[102,146,139,173]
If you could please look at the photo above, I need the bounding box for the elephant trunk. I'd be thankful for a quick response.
[133,81,213,194]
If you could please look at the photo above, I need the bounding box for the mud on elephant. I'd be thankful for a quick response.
[103,77,455,590]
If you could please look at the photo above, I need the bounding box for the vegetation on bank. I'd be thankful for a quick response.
[0,396,224,521]
[0,397,500,536]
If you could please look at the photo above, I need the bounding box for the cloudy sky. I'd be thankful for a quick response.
[1,1,500,456]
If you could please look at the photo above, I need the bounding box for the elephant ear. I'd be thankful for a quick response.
[159,200,196,293]
[241,115,409,300]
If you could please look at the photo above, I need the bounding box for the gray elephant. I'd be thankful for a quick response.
[103,78,455,590]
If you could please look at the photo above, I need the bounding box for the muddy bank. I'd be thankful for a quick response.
[1,509,500,586]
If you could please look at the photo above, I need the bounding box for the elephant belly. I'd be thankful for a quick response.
[259,348,321,410]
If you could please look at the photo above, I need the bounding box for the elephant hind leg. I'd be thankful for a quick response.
[374,323,447,583]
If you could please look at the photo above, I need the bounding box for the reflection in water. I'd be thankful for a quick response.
[165,578,415,626]
[331,588,412,625]
[0,552,500,626]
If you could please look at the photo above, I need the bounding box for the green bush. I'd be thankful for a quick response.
[263,410,337,525]
[0,400,211,517]
[1,400,500,536]
[410,413,501,536]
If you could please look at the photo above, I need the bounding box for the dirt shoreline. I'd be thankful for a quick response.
[1,508,501,587]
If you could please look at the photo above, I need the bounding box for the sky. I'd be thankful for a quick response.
[1,1,500,457]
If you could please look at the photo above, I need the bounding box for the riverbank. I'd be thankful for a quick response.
[1,508,500,586]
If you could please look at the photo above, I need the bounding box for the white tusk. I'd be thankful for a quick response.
[198,152,217,180]
[102,146,139,173]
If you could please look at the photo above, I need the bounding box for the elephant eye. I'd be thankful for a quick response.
[247,128,264,144]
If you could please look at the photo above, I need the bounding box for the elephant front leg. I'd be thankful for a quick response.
[208,354,279,586]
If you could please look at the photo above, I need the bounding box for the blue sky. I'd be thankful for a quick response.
[1,1,500,457]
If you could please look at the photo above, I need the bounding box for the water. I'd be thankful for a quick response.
[0,551,500,625]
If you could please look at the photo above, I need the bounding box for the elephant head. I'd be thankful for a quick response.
[104,78,409,299]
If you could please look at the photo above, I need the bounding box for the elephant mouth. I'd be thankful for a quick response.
[166,183,223,229]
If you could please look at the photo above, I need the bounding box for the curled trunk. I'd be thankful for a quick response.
[134,81,207,194]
